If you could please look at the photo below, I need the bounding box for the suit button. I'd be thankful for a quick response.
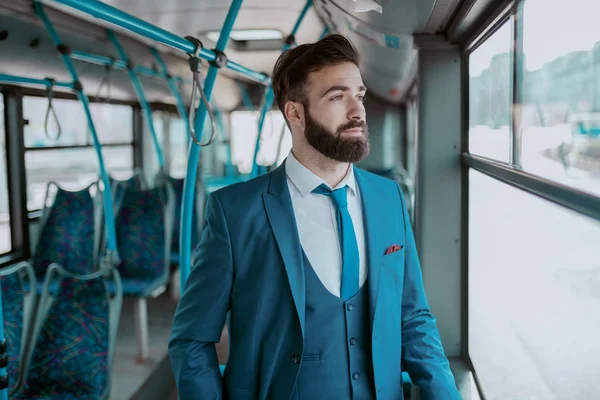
[352,372,360,380]
[350,337,357,345]
[346,303,354,311]
[291,353,301,364]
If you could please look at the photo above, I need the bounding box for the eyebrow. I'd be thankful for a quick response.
[320,85,367,98]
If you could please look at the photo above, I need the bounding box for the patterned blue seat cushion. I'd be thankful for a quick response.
[0,272,27,394]
[115,187,167,285]
[18,274,110,399]
[105,278,163,296]
[32,187,96,278]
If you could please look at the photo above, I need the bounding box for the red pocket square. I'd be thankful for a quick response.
[384,244,403,255]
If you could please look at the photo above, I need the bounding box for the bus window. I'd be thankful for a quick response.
[23,97,134,211]
[519,0,600,197]
[469,20,512,163]
[469,168,600,399]
[230,110,290,174]
[0,93,11,254]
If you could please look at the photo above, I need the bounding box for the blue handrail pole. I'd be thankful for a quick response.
[34,1,119,256]
[0,280,7,400]
[0,74,74,89]
[48,0,270,86]
[250,0,312,177]
[107,29,165,169]
[320,26,330,39]
[151,48,192,137]
[180,0,245,288]
[72,49,166,80]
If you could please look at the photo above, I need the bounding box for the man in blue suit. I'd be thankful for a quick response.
[169,34,461,400]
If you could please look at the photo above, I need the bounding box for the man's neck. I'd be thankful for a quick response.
[291,148,350,188]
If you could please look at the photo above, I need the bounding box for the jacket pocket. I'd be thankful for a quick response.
[302,353,321,362]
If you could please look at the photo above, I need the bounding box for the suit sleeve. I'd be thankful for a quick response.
[395,182,461,400]
[168,191,233,400]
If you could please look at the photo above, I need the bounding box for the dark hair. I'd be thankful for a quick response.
[272,34,360,114]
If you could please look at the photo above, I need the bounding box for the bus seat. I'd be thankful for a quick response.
[162,176,202,265]
[110,183,174,361]
[31,182,99,292]
[109,169,148,211]
[14,264,122,400]
[154,172,204,302]
[0,262,36,397]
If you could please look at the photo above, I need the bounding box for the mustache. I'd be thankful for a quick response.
[336,120,367,134]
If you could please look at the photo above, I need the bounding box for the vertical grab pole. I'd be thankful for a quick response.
[180,0,245,288]
[0,280,7,400]
[250,0,313,178]
[34,2,119,258]
[151,49,192,137]
[107,30,165,169]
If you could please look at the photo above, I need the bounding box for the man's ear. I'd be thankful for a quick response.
[284,101,304,129]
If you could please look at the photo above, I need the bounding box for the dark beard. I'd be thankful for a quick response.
[304,109,370,163]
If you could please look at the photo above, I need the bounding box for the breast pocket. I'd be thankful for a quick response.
[381,248,405,292]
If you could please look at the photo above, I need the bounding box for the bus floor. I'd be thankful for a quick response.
[111,292,178,400]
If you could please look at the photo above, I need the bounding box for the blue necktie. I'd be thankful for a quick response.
[312,183,359,300]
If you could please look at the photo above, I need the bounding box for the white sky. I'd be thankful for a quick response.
[470,0,600,76]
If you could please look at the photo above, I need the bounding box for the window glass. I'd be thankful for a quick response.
[0,93,11,253]
[23,97,132,148]
[25,146,133,211]
[230,110,290,174]
[519,0,600,197]
[469,20,513,163]
[169,117,189,178]
[469,168,600,399]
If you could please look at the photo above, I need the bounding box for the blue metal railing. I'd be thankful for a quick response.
[0,74,74,89]
[46,0,271,86]
[107,29,165,169]
[179,0,246,288]
[33,1,119,261]
[250,0,312,178]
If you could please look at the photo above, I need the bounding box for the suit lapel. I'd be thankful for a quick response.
[354,168,385,332]
[263,161,306,336]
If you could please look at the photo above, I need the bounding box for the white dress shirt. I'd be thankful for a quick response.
[285,151,367,298]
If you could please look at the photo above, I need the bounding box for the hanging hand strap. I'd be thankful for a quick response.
[185,36,218,147]
[95,62,113,103]
[44,78,62,140]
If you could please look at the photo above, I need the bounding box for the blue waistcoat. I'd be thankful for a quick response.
[293,250,375,400]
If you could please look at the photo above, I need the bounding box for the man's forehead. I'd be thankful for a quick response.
[308,63,364,90]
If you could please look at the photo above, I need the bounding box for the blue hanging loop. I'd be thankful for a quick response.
[43,78,62,140]
[185,36,218,148]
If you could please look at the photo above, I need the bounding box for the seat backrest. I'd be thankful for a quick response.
[114,184,174,284]
[19,264,122,399]
[164,176,203,254]
[32,182,98,278]
[0,262,35,396]
[109,169,148,212]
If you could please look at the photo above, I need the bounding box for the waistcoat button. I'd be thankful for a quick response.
[350,337,357,345]
[353,372,360,380]
[347,303,354,311]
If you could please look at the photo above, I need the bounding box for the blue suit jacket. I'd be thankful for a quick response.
[169,161,461,400]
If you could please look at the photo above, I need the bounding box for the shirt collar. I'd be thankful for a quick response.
[285,150,357,198]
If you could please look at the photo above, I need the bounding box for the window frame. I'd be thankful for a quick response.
[0,84,142,264]
[462,1,600,398]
